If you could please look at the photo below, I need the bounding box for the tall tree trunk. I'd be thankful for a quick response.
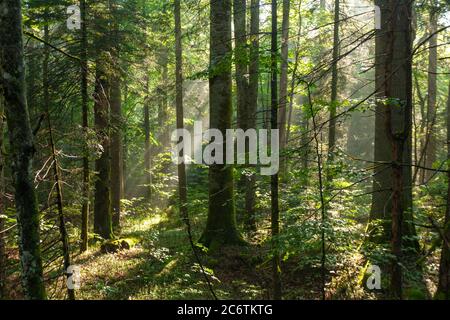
[0,0,46,299]
[158,48,170,149]
[174,0,188,228]
[93,60,113,240]
[80,0,90,253]
[327,0,339,170]
[436,82,450,299]
[234,0,258,232]
[278,0,290,165]
[200,0,242,248]
[371,0,418,253]
[372,0,415,299]
[271,0,282,300]
[110,76,123,230]
[144,76,152,200]
[43,18,75,300]
[424,7,438,181]
[0,69,5,299]
[110,0,123,230]
[243,0,260,232]
[234,0,249,130]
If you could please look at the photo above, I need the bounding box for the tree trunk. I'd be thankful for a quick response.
[110,76,123,230]
[174,0,188,226]
[110,0,123,230]
[233,0,248,131]
[372,0,415,299]
[271,0,282,300]
[243,0,260,232]
[0,0,46,299]
[144,76,152,200]
[327,0,339,170]
[200,0,242,248]
[371,0,418,253]
[0,68,5,299]
[93,60,113,240]
[436,82,450,299]
[80,0,90,253]
[424,7,438,181]
[278,0,290,162]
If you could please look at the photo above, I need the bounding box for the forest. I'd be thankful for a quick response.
[0,0,450,302]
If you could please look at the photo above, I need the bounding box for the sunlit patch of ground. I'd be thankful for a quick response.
[63,208,268,300]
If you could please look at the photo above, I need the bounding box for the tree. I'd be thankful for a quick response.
[243,0,260,232]
[233,0,258,232]
[436,82,450,299]
[234,0,249,132]
[271,0,281,300]
[80,0,90,253]
[370,1,418,255]
[200,0,243,248]
[327,0,340,170]
[278,0,290,163]
[423,4,438,182]
[110,1,124,230]
[0,62,5,299]
[0,0,46,299]
[372,0,415,299]
[93,57,113,240]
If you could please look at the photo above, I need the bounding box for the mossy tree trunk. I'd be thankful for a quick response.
[0,0,46,299]
[200,0,243,249]
[93,59,113,240]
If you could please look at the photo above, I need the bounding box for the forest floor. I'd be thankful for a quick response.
[59,205,325,300]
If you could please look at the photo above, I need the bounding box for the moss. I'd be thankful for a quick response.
[404,288,427,300]
[100,238,136,254]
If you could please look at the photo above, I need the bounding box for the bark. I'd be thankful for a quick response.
[372,0,415,299]
[327,0,339,168]
[424,8,438,181]
[158,47,170,149]
[0,0,46,299]
[233,0,249,130]
[109,0,123,230]
[200,0,242,249]
[174,0,188,224]
[271,0,282,300]
[436,82,450,299]
[144,76,152,200]
[80,0,90,253]
[371,0,418,254]
[278,0,290,159]
[93,60,113,240]
[110,76,123,230]
[243,0,260,232]
[0,68,5,299]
